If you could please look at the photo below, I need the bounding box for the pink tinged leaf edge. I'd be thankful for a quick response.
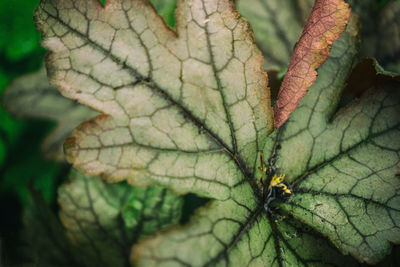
[273,0,351,128]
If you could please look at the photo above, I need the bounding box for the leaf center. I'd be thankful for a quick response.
[258,151,291,214]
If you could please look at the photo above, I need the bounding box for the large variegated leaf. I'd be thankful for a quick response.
[132,16,383,266]
[35,0,400,266]
[35,0,273,198]
[263,19,400,264]
[2,0,176,162]
[22,170,182,267]
[2,66,97,161]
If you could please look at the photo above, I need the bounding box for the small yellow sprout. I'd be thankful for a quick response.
[269,174,292,194]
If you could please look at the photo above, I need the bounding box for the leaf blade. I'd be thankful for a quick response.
[261,14,400,264]
[263,15,360,184]
[59,170,183,266]
[21,170,183,267]
[33,0,400,265]
[35,0,273,199]
[280,83,400,264]
[274,0,351,128]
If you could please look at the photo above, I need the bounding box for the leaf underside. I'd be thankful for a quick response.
[35,0,400,266]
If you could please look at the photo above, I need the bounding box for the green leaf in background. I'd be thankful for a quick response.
[0,0,41,61]
[0,71,10,167]
[60,171,183,266]
[0,116,65,207]
[236,0,313,71]
[0,68,24,158]
[352,0,400,74]
[20,170,183,267]
[18,188,78,267]
[3,66,97,162]
[1,68,63,206]
[0,2,179,265]
[150,0,177,28]
[0,0,49,181]
[0,0,62,263]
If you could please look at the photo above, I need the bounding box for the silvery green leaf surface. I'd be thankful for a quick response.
[22,170,182,267]
[33,0,400,265]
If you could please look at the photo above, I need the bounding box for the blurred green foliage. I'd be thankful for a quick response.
[0,1,64,263]
[0,0,58,206]
[374,0,399,11]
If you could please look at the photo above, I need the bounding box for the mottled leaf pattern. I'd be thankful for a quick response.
[132,203,357,266]
[34,0,400,266]
[263,18,400,263]
[59,170,182,267]
[131,16,366,267]
[2,0,177,162]
[22,170,183,267]
[35,0,273,199]
[2,66,97,161]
